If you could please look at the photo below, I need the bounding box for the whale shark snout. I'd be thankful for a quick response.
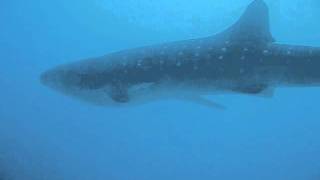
[40,67,82,91]
[40,69,60,87]
[40,66,129,106]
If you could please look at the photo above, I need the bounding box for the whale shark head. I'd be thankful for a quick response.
[40,58,166,106]
[40,67,79,90]
[40,59,120,106]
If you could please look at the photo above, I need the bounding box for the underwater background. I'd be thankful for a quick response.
[1,0,320,179]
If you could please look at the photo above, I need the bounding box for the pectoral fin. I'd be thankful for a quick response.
[257,87,274,98]
[232,84,274,97]
[110,84,129,103]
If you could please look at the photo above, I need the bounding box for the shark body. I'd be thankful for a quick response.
[41,0,320,107]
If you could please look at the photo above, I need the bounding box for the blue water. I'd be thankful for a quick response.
[1,0,320,179]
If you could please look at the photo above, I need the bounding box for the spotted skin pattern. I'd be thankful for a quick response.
[41,0,320,107]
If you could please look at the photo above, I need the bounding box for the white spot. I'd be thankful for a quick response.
[240,56,245,60]
[225,41,230,45]
[176,61,182,67]
[287,50,291,55]
[178,51,184,56]
[219,55,224,60]
[243,48,248,52]
[221,47,227,52]
[263,50,269,55]
[196,46,201,49]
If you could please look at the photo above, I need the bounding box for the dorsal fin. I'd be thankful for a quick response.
[219,0,275,44]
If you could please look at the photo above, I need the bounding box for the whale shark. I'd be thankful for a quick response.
[41,0,320,108]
